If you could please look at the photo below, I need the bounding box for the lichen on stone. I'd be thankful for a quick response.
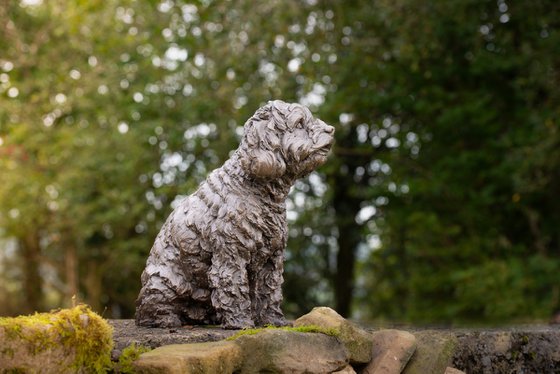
[226,324,340,341]
[294,306,374,364]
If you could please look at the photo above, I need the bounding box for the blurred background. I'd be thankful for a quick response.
[0,0,559,325]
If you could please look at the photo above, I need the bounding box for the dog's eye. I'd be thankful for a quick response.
[295,119,304,129]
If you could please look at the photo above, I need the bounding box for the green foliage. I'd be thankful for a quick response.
[353,0,560,323]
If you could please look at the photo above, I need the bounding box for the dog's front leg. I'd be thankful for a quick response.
[208,249,255,329]
[252,250,289,327]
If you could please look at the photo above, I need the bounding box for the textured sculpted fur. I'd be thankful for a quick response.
[135,100,334,329]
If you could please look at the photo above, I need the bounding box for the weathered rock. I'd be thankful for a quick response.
[444,367,465,374]
[110,319,560,373]
[402,331,458,374]
[452,329,560,373]
[233,329,349,373]
[110,319,235,360]
[294,306,373,364]
[0,305,113,373]
[363,329,417,374]
[132,341,242,374]
[333,365,358,373]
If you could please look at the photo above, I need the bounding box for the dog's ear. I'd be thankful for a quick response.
[245,148,286,179]
[241,116,287,179]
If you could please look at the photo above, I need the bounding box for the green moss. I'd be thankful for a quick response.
[1,347,15,358]
[6,369,27,374]
[226,324,339,341]
[113,343,152,373]
[0,305,113,373]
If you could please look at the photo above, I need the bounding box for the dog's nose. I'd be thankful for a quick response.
[325,124,335,134]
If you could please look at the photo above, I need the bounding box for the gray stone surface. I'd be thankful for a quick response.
[452,327,560,373]
[110,319,235,360]
[135,100,334,329]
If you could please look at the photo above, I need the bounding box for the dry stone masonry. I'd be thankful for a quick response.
[128,307,467,374]
[2,306,559,372]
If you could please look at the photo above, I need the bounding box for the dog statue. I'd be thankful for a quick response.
[135,100,335,329]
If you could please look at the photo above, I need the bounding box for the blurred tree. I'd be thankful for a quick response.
[352,0,560,323]
[1,0,559,325]
[0,0,194,316]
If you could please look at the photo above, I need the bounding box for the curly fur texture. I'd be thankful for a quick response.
[135,100,335,329]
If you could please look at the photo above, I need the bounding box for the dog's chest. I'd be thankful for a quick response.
[227,196,287,255]
[177,189,287,255]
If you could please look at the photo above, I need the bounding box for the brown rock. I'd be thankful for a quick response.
[132,341,242,374]
[234,329,349,373]
[362,329,417,374]
[294,306,373,364]
[444,367,466,374]
[333,365,358,373]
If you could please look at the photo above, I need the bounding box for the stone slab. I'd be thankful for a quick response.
[233,329,349,373]
[109,320,235,361]
[132,341,242,374]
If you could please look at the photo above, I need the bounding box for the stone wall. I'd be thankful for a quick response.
[110,308,560,373]
[2,306,559,373]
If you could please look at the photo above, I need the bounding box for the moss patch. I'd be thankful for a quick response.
[114,343,152,373]
[226,324,339,341]
[0,305,113,372]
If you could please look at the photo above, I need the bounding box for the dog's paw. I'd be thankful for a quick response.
[149,313,183,328]
[221,318,255,330]
[259,317,291,327]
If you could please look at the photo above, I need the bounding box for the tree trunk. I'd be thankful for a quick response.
[20,231,43,313]
[332,173,363,318]
[85,260,102,313]
[334,229,359,317]
[64,243,79,307]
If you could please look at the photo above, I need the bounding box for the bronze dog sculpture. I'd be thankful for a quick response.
[135,100,334,329]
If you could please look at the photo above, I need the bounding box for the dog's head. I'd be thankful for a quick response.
[239,100,335,180]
